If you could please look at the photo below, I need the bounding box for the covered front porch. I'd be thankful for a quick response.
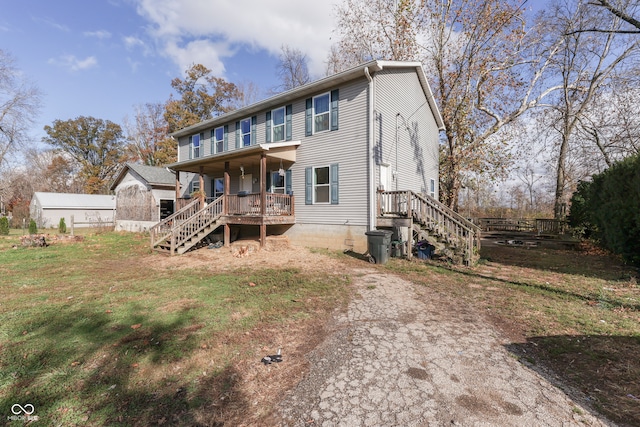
[168,141,299,249]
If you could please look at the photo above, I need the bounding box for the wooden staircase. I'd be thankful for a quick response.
[379,191,481,265]
[150,197,224,255]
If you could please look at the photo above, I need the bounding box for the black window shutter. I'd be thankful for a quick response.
[285,170,292,194]
[305,167,313,204]
[305,98,312,136]
[330,89,339,131]
[223,125,228,152]
[330,163,339,204]
[251,116,257,145]
[266,111,271,143]
[285,104,292,141]
[235,121,240,149]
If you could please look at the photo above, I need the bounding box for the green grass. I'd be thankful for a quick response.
[0,232,349,426]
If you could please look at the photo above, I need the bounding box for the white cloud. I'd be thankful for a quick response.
[133,0,338,78]
[84,30,112,39]
[48,55,98,71]
[33,16,70,32]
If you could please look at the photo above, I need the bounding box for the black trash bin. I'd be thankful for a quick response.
[365,230,393,264]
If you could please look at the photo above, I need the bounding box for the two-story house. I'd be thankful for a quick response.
[151,60,480,263]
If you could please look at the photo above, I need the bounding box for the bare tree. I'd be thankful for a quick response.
[0,49,42,169]
[273,45,311,92]
[124,102,175,166]
[233,80,264,108]
[541,0,639,218]
[586,0,640,33]
[329,0,571,211]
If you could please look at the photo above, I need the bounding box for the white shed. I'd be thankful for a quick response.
[110,163,176,232]
[30,192,116,229]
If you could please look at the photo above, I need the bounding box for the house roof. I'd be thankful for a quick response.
[32,192,115,209]
[110,163,176,190]
[171,60,445,138]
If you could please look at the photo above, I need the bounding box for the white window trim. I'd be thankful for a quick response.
[213,177,224,198]
[313,165,331,204]
[270,170,286,193]
[271,107,286,142]
[312,92,330,134]
[429,178,436,198]
[213,126,224,154]
[192,134,201,158]
[240,117,251,147]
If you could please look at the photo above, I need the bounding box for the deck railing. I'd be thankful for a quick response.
[227,193,294,216]
[476,218,566,234]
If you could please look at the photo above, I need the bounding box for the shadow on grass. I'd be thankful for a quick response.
[506,335,640,427]
[419,259,640,312]
[480,241,637,282]
[0,305,247,426]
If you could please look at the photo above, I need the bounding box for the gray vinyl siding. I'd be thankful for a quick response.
[374,68,440,198]
[291,79,369,226]
[175,80,371,225]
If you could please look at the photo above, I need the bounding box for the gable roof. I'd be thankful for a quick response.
[171,60,445,138]
[32,192,115,209]
[110,163,176,190]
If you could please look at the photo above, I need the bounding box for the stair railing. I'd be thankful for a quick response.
[150,198,201,248]
[169,196,224,254]
[379,190,481,264]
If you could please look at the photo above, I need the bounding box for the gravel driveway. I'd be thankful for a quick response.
[278,269,614,427]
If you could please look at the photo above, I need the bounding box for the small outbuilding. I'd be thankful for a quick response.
[110,163,176,232]
[30,192,116,229]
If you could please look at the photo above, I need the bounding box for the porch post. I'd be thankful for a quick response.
[224,161,230,247]
[199,166,205,204]
[175,170,180,201]
[259,152,267,248]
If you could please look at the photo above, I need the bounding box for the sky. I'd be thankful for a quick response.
[0,0,339,143]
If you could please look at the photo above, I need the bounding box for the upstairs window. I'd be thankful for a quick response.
[305,90,338,136]
[240,118,251,147]
[272,107,285,142]
[213,127,224,154]
[313,93,330,133]
[191,133,201,158]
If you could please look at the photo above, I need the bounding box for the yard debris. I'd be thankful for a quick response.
[21,234,48,247]
[208,241,223,249]
[131,324,142,329]
[261,348,283,365]
[249,282,257,287]
[234,246,250,258]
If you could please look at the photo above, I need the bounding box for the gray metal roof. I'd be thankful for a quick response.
[110,163,176,190]
[126,163,176,186]
[32,192,115,209]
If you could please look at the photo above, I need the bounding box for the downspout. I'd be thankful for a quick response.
[364,66,375,231]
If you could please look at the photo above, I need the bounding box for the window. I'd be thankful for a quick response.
[430,179,436,198]
[191,133,201,158]
[313,93,330,133]
[240,118,251,147]
[306,90,337,136]
[190,180,200,195]
[213,127,224,154]
[272,107,285,142]
[314,166,330,203]
[212,178,224,198]
[270,171,285,193]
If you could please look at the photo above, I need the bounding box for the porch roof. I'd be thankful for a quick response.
[166,140,300,176]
